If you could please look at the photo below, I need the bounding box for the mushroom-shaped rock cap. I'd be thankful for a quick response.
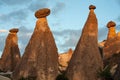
[107,21,116,28]
[35,8,50,18]
[9,28,19,33]
[89,5,96,10]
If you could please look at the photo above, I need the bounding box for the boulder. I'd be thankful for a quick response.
[35,8,50,18]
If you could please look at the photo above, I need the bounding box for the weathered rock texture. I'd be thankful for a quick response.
[12,8,58,80]
[106,21,116,40]
[66,5,103,80]
[0,28,21,72]
[58,48,73,72]
[102,22,120,80]
[103,21,120,59]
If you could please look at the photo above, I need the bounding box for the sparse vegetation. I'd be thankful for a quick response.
[56,71,68,80]
[98,65,113,80]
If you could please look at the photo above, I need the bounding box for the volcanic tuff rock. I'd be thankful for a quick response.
[0,28,21,72]
[58,48,73,72]
[12,8,58,80]
[103,21,120,59]
[35,8,50,18]
[66,5,103,80]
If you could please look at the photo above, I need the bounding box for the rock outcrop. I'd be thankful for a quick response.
[103,21,120,59]
[12,8,58,80]
[58,48,73,72]
[0,28,21,72]
[66,5,103,80]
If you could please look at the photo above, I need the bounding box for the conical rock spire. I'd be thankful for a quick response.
[0,28,21,72]
[66,5,103,80]
[12,8,58,80]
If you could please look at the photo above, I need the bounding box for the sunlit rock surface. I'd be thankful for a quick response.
[59,48,73,71]
[12,8,58,80]
[0,28,21,72]
[66,5,103,80]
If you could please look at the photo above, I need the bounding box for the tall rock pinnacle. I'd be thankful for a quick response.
[12,8,58,80]
[103,21,120,59]
[0,28,21,72]
[66,5,103,80]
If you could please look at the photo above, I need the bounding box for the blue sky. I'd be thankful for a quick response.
[0,0,120,56]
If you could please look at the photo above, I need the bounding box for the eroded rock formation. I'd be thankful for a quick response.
[0,28,21,72]
[66,5,103,80]
[103,21,120,59]
[12,8,58,80]
[102,21,120,80]
[58,48,73,72]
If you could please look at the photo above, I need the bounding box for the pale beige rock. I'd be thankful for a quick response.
[59,48,73,71]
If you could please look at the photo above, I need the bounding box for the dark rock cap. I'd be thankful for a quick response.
[107,21,116,28]
[9,28,19,33]
[89,5,96,10]
[35,8,50,18]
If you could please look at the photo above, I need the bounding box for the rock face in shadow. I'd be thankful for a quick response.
[103,21,120,59]
[0,28,21,72]
[66,5,103,80]
[12,8,58,80]
[58,48,73,72]
[113,61,120,80]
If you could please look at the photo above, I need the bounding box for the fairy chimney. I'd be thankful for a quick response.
[66,5,103,80]
[103,21,120,59]
[0,28,21,72]
[12,8,58,80]
[106,21,116,40]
